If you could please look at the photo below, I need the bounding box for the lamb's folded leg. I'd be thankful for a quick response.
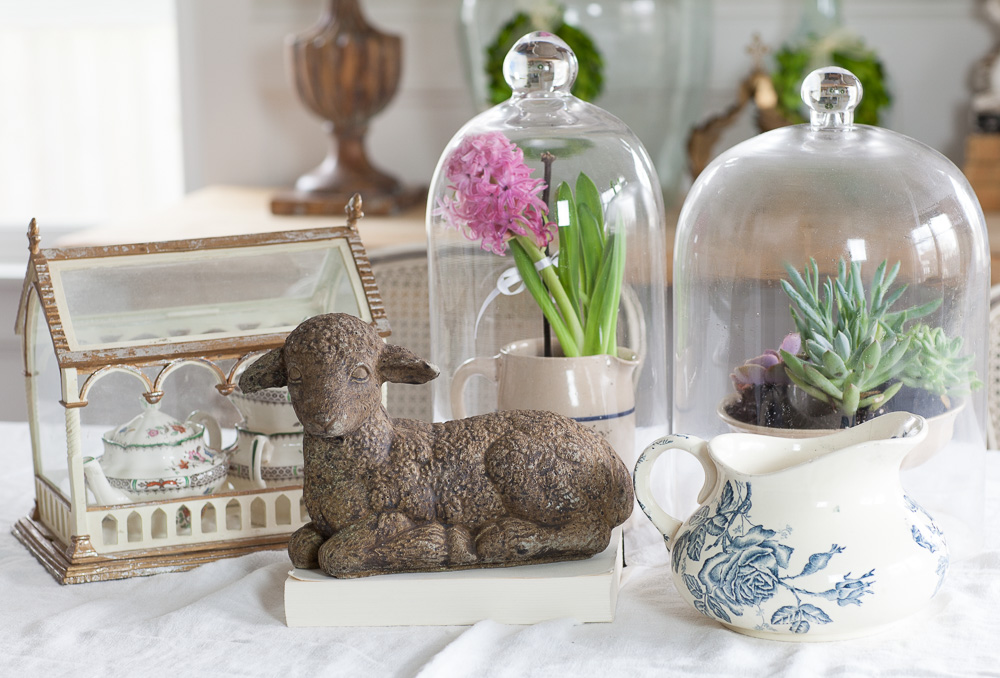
[288,522,326,569]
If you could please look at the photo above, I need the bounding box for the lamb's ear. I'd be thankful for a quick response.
[239,347,287,393]
[378,344,440,384]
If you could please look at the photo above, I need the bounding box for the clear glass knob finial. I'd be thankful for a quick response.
[503,31,578,96]
[801,66,863,129]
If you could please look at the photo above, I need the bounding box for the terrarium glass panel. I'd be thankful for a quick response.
[29,289,71,499]
[47,240,365,352]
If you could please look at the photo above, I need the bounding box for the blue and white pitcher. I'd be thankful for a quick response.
[633,412,948,641]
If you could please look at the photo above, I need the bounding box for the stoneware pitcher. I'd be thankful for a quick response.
[632,412,949,641]
[451,337,639,462]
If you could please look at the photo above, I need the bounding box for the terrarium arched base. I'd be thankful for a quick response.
[717,394,963,470]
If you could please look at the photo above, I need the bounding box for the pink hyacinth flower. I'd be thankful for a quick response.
[434,131,551,255]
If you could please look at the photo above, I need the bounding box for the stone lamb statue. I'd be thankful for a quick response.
[239,312,634,578]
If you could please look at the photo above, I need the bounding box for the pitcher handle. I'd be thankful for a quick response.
[632,434,718,550]
[250,435,270,489]
[188,410,222,453]
[450,356,498,419]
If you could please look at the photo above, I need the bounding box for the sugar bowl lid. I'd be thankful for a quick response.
[102,399,204,448]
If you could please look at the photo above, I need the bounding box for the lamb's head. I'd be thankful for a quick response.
[238,313,439,438]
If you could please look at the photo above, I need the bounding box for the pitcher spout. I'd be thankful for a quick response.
[829,412,929,475]
[83,457,131,505]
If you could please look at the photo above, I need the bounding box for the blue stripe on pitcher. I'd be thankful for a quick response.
[572,407,636,423]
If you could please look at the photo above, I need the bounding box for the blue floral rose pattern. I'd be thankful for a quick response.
[904,494,949,595]
[672,480,876,635]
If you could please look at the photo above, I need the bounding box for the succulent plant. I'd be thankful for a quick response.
[900,324,984,399]
[731,333,801,389]
[778,258,941,418]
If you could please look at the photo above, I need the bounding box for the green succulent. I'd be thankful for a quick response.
[900,324,984,399]
[778,259,940,417]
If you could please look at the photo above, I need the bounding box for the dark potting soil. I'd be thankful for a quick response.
[726,383,951,430]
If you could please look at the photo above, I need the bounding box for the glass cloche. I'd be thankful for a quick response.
[426,32,670,464]
[673,67,989,556]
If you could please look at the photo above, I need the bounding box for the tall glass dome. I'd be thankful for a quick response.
[673,67,989,556]
[426,32,670,463]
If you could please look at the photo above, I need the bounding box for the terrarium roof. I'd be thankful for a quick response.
[16,206,390,371]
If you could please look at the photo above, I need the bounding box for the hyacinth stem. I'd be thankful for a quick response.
[512,235,585,354]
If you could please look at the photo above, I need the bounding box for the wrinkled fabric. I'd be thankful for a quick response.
[1,422,997,678]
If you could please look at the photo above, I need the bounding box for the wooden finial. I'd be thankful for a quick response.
[346,193,364,225]
[27,218,40,256]
[746,33,770,72]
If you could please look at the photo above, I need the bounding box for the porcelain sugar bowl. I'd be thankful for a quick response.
[227,386,304,488]
[83,400,228,504]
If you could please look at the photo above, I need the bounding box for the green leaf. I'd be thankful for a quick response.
[509,239,579,356]
[577,203,604,303]
[905,298,944,320]
[786,369,833,405]
[780,349,808,381]
[874,286,906,319]
[781,281,831,335]
[860,340,882,373]
[802,363,844,400]
[554,182,581,316]
[582,223,626,355]
[582,240,613,354]
[870,260,887,309]
[834,331,852,361]
[822,350,847,377]
[783,261,814,301]
[859,381,902,410]
[850,261,865,309]
[575,173,605,242]
[842,382,861,417]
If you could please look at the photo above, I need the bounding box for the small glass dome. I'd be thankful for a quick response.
[426,32,670,463]
[674,67,989,556]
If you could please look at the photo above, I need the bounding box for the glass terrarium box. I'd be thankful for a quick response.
[13,205,389,583]
[673,68,989,556]
[426,32,670,465]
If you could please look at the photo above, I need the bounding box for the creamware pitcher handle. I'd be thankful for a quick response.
[450,356,498,419]
[250,435,270,490]
[633,435,718,549]
[188,410,222,453]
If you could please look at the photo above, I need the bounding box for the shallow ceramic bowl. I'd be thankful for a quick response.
[229,387,302,435]
[104,456,229,501]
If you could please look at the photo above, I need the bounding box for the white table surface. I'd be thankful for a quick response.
[2,420,998,678]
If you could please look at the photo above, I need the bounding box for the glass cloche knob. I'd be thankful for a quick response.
[503,31,578,96]
[801,66,863,129]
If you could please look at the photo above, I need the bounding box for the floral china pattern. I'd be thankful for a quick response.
[672,480,876,635]
[113,422,190,440]
[904,494,949,594]
[108,462,226,495]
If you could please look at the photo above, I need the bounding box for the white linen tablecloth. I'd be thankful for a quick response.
[1,421,998,678]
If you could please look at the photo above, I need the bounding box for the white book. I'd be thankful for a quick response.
[283,527,624,627]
